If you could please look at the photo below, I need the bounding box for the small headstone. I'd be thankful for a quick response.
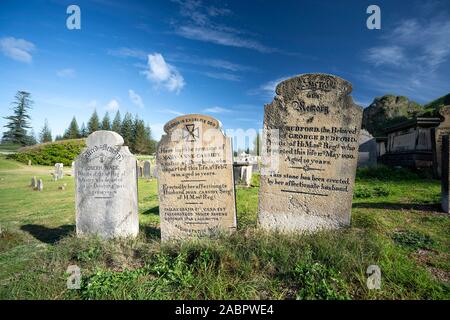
[75,130,139,238]
[441,135,450,213]
[152,165,158,179]
[143,160,151,178]
[28,160,31,166]
[31,176,37,188]
[156,114,237,241]
[37,179,43,191]
[55,163,64,180]
[258,73,363,232]
[432,105,450,177]
[71,161,75,176]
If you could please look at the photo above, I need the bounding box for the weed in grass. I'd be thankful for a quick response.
[392,230,434,250]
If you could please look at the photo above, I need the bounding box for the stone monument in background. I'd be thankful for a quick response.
[156,114,237,241]
[441,135,450,213]
[75,130,139,238]
[432,105,450,178]
[258,73,363,232]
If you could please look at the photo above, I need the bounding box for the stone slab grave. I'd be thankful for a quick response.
[441,135,450,213]
[144,160,151,178]
[432,105,450,178]
[75,130,139,238]
[258,73,363,232]
[233,162,253,187]
[37,179,43,191]
[54,163,64,180]
[30,176,37,188]
[156,114,237,241]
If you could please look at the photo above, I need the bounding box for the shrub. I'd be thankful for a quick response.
[7,139,85,166]
[250,173,260,187]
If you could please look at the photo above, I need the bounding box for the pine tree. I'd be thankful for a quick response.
[121,112,134,148]
[132,116,148,154]
[80,122,88,138]
[39,119,52,143]
[64,117,80,139]
[111,111,121,133]
[145,124,156,154]
[101,112,111,130]
[25,129,37,146]
[55,134,63,141]
[253,132,261,156]
[2,91,33,145]
[87,110,100,134]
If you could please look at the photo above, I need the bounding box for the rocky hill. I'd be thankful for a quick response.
[362,95,423,136]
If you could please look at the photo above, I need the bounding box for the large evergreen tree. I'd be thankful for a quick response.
[2,91,33,145]
[121,112,134,148]
[25,129,38,146]
[87,110,100,134]
[111,111,121,133]
[145,124,157,154]
[132,116,149,154]
[80,122,88,138]
[101,112,111,130]
[64,117,80,139]
[39,119,52,143]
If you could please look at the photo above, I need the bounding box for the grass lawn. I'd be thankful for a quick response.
[0,155,449,299]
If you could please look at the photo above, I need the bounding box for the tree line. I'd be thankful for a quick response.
[2,91,157,155]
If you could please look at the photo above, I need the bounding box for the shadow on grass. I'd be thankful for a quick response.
[352,202,441,212]
[21,224,74,244]
[142,206,159,215]
[141,224,161,240]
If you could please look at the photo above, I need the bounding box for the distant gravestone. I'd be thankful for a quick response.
[31,176,37,188]
[441,135,450,213]
[258,73,363,232]
[152,165,158,179]
[432,105,450,178]
[358,129,377,167]
[28,160,31,166]
[143,160,151,178]
[233,162,253,187]
[55,163,64,180]
[75,130,139,238]
[156,114,237,241]
[37,179,43,191]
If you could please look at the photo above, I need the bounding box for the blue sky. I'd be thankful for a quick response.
[1,0,449,144]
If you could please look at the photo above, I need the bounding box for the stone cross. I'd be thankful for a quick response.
[74,130,139,238]
[258,73,363,232]
[156,114,237,241]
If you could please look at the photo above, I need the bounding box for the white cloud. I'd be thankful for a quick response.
[128,89,144,108]
[203,106,231,113]
[56,68,76,78]
[159,108,185,116]
[203,72,240,82]
[365,46,406,67]
[249,75,294,99]
[142,53,185,94]
[105,99,120,112]
[172,0,275,53]
[0,37,35,63]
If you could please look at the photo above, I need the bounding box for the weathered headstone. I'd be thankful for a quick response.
[143,160,151,178]
[55,163,64,180]
[432,105,450,177]
[358,129,377,167]
[441,135,450,213]
[156,114,237,241]
[28,160,31,166]
[258,73,363,232]
[75,130,139,238]
[152,165,158,179]
[37,179,43,191]
[31,176,37,188]
[233,162,253,187]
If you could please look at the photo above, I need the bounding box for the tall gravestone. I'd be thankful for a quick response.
[432,105,450,178]
[258,74,363,232]
[156,114,237,241]
[75,130,139,238]
[55,163,64,180]
[441,135,450,213]
[143,160,151,178]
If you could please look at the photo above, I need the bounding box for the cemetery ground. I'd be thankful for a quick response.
[0,155,448,300]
